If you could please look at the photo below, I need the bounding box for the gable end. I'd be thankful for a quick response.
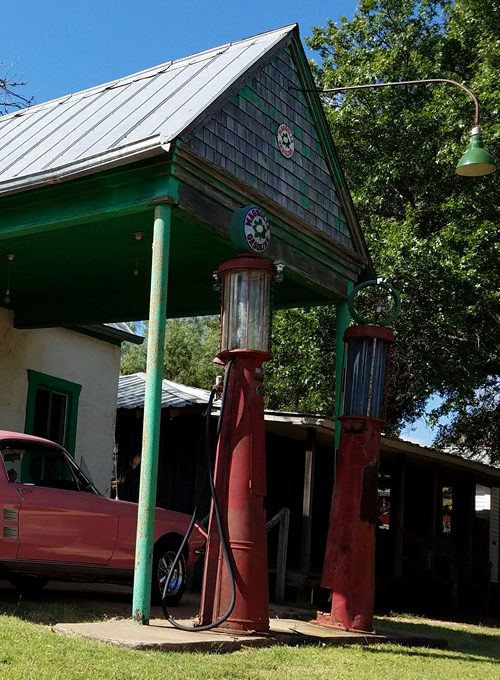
[185,46,353,251]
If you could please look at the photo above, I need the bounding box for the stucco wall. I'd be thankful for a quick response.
[0,308,120,494]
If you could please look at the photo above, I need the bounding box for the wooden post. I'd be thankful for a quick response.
[426,465,438,570]
[300,428,316,576]
[392,455,406,579]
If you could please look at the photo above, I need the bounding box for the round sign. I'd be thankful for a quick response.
[230,205,271,253]
[277,123,295,158]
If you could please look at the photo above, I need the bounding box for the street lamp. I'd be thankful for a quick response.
[300,78,496,177]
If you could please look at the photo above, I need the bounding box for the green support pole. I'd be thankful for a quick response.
[132,203,171,624]
[334,282,353,454]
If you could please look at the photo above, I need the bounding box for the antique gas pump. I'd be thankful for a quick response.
[317,281,400,632]
[198,205,278,633]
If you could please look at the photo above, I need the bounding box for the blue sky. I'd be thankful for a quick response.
[3,0,358,105]
[2,1,439,447]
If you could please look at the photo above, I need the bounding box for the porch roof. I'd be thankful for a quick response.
[0,24,371,329]
[0,26,294,197]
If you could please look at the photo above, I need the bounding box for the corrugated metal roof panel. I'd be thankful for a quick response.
[117,373,211,410]
[0,26,295,197]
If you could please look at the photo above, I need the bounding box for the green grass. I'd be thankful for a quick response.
[0,592,499,680]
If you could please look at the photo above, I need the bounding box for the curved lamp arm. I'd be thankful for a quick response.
[315,78,480,127]
[294,77,495,176]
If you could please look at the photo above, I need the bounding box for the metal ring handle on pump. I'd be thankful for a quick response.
[347,279,401,326]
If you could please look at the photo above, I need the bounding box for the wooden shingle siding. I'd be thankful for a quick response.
[187,48,352,250]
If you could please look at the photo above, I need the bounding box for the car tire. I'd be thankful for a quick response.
[8,574,49,596]
[152,538,187,609]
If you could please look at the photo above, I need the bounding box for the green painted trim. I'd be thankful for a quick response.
[334,281,353,455]
[175,147,364,273]
[0,157,176,240]
[25,369,82,455]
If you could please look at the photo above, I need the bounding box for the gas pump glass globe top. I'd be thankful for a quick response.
[219,258,274,353]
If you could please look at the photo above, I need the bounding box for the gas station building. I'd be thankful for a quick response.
[1,24,497,625]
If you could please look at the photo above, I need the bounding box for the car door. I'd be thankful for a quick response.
[6,442,119,565]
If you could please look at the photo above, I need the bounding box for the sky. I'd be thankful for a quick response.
[2,0,358,105]
[2,1,440,447]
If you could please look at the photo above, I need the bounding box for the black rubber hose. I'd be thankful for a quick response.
[160,360,236,631]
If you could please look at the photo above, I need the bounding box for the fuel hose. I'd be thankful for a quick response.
[160,360,236,631]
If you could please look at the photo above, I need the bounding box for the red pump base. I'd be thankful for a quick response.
[199,349,271,633]
[317,417,383,633]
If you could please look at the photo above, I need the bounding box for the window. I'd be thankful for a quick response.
[25,371,81,455]
[1,442,98,493]
[1,444,78,490]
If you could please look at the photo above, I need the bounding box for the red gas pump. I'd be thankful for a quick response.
[317,281,399,632]
[198,206,277,633]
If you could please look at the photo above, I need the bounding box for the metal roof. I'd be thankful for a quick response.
[118,372,211,410]
[0,25,295,197]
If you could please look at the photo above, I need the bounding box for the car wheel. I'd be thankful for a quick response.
[8,575,48,596]
[152,539,187,609]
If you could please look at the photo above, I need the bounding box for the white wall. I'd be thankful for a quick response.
[0,308,120,494]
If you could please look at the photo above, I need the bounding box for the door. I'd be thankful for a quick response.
[3,441,118,564]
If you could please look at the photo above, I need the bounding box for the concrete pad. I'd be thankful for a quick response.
[53,615,448,652]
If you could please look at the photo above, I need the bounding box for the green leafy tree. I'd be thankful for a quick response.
[163,317,220,388]
[120,317,220,390]
[265,307,337,414]
[268,0,499,461]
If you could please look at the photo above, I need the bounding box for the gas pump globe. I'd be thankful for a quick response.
[218,255,274,355]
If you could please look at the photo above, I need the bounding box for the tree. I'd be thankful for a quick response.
[120,317,220,390]
[265,307,337,414]
[267,0,499,461]
[0,68,33,113]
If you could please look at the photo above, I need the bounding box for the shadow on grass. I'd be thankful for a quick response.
[0,582,197,626]
[0,586,128,625]
[373,615,500,663]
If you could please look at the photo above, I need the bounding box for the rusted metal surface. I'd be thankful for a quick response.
[319,418,383,633]
[199,350,271,633]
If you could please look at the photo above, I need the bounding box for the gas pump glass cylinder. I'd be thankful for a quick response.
[343,326,395,420]
[220,262,273,352]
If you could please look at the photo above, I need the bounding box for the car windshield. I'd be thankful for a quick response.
[0,441,99,494]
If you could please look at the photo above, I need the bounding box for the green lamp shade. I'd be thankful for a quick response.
[456,128,496,177]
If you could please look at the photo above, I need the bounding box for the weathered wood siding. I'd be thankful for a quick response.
[186,47,353,250]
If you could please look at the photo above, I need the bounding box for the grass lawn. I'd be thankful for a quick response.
[0,590,499,680]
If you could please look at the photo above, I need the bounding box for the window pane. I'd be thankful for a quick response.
[1,445,77,490]
[49,392,68,445]
[32,388,68,446]
[32,388,51,439]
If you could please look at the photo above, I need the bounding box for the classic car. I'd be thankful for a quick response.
[0,430,205,605]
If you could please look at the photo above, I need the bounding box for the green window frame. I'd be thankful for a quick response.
[25,370,81,455]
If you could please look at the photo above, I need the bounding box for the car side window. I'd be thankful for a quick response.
[1,445,79,491]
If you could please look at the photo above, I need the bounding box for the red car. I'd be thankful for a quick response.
[0,430,205,605]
